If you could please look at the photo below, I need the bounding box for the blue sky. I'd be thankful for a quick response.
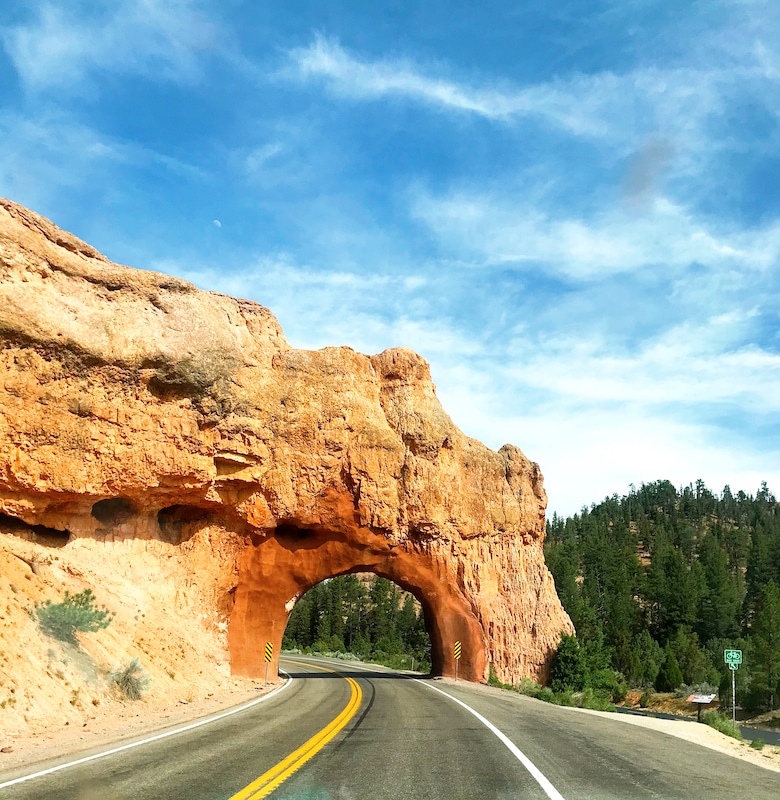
[1,1,778,516]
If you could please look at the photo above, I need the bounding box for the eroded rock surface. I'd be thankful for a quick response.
[0,198,573,685]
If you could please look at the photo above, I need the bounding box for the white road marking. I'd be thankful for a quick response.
[291,656,565,800]
[416,680,566,800]
[0,672,293,790]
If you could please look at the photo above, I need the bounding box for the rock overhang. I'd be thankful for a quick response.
[0,198,573,683]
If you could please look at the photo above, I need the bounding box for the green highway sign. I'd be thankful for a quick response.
[724,648,742,667]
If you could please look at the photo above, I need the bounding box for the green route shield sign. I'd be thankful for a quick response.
[724,649,742,668]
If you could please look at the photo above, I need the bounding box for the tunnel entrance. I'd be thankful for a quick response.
[227,520,487,681]
[282,574,432,672]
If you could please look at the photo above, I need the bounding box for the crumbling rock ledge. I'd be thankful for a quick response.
[0,198,573,683]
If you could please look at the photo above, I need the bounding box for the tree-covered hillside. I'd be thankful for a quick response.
[544,480,780,711]
[283,574,431,670]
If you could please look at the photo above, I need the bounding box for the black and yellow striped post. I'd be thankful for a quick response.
[264,641,273,686]
[454,640,462,681]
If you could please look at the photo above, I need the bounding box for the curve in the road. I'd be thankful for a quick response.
[229,660,362,800]
[417,679,565,800]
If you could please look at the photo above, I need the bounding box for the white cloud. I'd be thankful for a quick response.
[1,0,219,92]
[433,347,780,517]
[154,251,780,517]
[411,189,780,279]
[284,35,745,147]
[0,112,204,209]
[244,142,285,174]
[505,316,780,412]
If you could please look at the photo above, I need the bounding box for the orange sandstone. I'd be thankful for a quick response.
[0,198,573,691]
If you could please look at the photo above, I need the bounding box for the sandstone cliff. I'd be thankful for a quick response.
[0,198,573,734]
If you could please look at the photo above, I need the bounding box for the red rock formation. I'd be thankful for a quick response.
[0,198,573,684]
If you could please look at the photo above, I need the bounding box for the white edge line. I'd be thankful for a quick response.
[415,679,566,800]
[0,671,294,790]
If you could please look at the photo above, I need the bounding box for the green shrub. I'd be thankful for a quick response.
[555,690,575,706]
[35,589,114,644]
[550,634,586,693]
[639,690,653,708]
[517,678,542,697]
[655,647,684,692]
[109,657,151,700]
[581,687,615,712]
[750,738,765,750]
[589,668,627,702]
[536,687,556,703]
[701,711,743,740]
[488,665,514,690]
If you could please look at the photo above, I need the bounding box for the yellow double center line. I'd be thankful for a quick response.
[229,661,363,800]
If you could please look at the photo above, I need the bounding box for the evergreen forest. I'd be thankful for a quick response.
[282,574,431,671]
[544,479,780,712]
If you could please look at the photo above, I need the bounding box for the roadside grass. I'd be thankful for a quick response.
[700,711,743,740]
[487,666,616,712]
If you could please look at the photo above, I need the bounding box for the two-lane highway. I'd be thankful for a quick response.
[2,657,779,799]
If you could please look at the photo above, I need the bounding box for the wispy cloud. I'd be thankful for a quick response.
[411,188,780,279]
[0,111,204,202]
[505,314,780,412]
[1,0,220,92]
[151,255,484,362]
[284,34,754,147]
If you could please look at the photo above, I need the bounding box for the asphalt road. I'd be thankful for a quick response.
[2,657,779,799]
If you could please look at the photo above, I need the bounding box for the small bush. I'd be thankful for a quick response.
[517,678,543,697]
[639,690,653,708]
[35,589,114,644]
[556,690,575,706]
[750,738,765,750]
[536,687,556,703]
[589,668,627,703]
[110,657,151,700]
[701,711,742,740]
[581,688,615,712]
[488,665,514,690]
[675,682,719,699]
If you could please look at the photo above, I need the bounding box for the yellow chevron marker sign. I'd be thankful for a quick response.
[454,641,462,660]
[265,642,273,663]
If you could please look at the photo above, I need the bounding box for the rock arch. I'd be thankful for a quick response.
[0,198,574,685]
[229,522,485,680]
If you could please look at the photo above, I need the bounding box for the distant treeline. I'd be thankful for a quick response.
[544,480,780,711]
[283,574,431,670]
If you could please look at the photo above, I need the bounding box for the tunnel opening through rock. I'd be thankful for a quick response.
[228,520,486,681]
[282,573,433,672]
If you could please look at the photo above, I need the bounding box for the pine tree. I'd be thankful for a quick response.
[655,646,684,692]
[748,582,780,710]
[550,634,586,692]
